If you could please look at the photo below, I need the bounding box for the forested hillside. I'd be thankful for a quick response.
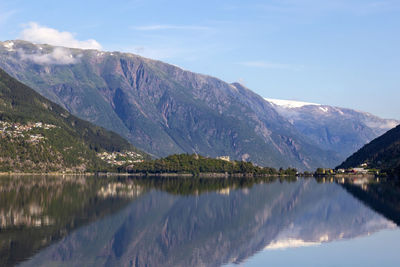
[337,125,400,176]
[0,68,148,172]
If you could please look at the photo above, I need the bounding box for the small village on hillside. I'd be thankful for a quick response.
[97,151,144,166]
[315,162,379,177]
[0,120,57,143]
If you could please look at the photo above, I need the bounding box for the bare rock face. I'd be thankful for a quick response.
[0,41,348,169]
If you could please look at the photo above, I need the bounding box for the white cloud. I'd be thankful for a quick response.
[132,24,210,31]
[19,22,102,50]
[239,61,304,71]
[18,47,78,65]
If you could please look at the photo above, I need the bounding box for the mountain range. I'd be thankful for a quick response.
[0,40,397,170]
[0,67,147,172]
[265,98,398,160]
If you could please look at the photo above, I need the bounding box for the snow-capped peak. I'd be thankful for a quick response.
[265,98,320,108]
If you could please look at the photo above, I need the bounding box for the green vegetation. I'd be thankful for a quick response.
[314,168,335,176]
[0,68,148,172]
[121,153,298,176]
[337,124,400,177]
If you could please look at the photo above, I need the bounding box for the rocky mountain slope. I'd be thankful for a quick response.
[337,124,400,175]
[266,98,398,160]
[0,40,339,170]
[0,67,147,172]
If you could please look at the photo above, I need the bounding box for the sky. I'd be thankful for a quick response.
[0,0,399,119]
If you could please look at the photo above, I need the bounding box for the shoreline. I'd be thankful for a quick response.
[0,172,383,179]
[0,171,291,178]
[0,172,95,176]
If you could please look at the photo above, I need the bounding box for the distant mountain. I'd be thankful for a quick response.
[337,124,400,175]
[0,40,340,170]
[265,98,398,160]
[0,67,147,172]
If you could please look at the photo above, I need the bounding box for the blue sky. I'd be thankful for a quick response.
[1,0,399,119]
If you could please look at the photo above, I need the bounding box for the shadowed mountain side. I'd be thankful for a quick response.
[337,125,400,176]
[0,40,340,170]
[20,179,394,267]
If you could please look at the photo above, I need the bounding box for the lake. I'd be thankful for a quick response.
[1,175,399,266]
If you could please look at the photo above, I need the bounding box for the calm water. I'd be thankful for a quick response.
[0,176,399,267]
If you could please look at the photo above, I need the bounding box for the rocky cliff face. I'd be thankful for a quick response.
[0,41,339,169]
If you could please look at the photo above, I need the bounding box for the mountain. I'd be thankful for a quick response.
[337,124,400,175]
[265,98,398,160]
[0,40,340,170]
[0,67,147,172]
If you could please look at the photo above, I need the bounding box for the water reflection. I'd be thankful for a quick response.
[0,176,393,267]
[0,175,143,267]
[341,179,400,225]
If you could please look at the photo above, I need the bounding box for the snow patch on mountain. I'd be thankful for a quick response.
[264,238,322,250]
[265,98,320,108]
[319,107,329,113]
[1,41,14,51]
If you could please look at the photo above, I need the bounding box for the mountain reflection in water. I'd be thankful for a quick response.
[0,176,398,267]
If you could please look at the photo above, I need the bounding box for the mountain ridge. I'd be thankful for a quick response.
[265,97,398,160]
[0,40,341,170]
[2,40,397,170]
